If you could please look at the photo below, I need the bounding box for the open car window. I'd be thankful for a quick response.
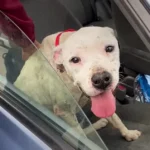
[0,11,108,150]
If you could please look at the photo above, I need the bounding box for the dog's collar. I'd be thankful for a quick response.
[55,29,75,46]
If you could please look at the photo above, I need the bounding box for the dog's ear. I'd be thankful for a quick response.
[53,45,63,65]
[53,45,65,73]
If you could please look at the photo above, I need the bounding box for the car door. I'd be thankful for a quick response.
[0,11,108,150]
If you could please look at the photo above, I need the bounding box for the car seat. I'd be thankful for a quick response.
[3,0,150,149]
[21,0,82,42]
[112,1,150,75]
[58,0,114,28]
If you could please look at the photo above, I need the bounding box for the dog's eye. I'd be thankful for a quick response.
[105,45,114,52]
[70,57,81,63]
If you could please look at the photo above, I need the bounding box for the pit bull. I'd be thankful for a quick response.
[14,27,141,141]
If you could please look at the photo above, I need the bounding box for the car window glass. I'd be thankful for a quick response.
[0,11,108,150]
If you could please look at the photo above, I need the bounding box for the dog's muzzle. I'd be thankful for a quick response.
[91,71,112,90]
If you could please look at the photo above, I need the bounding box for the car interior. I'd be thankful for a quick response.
[1,0,150,150]
[0,17,107,150]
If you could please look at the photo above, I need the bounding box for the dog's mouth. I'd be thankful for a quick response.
[77,82,116,118]
[90,89,116,118]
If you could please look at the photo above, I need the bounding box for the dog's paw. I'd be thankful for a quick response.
[122,130,141,141]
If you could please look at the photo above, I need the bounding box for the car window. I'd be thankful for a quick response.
[0,11,108,150]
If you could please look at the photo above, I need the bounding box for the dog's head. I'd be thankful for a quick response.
[53,27,120,118]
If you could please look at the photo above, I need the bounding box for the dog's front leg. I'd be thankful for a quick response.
[84,119,108,135]
[107,113,141,141]
[53,105,85,135]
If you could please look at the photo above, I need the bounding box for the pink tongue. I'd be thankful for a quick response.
[91,90,116,118]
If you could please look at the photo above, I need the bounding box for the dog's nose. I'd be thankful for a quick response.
[91,71,112,90]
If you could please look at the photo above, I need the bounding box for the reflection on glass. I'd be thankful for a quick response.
[0,11,108,150]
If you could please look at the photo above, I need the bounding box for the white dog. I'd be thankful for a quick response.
[14,27,141,141]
